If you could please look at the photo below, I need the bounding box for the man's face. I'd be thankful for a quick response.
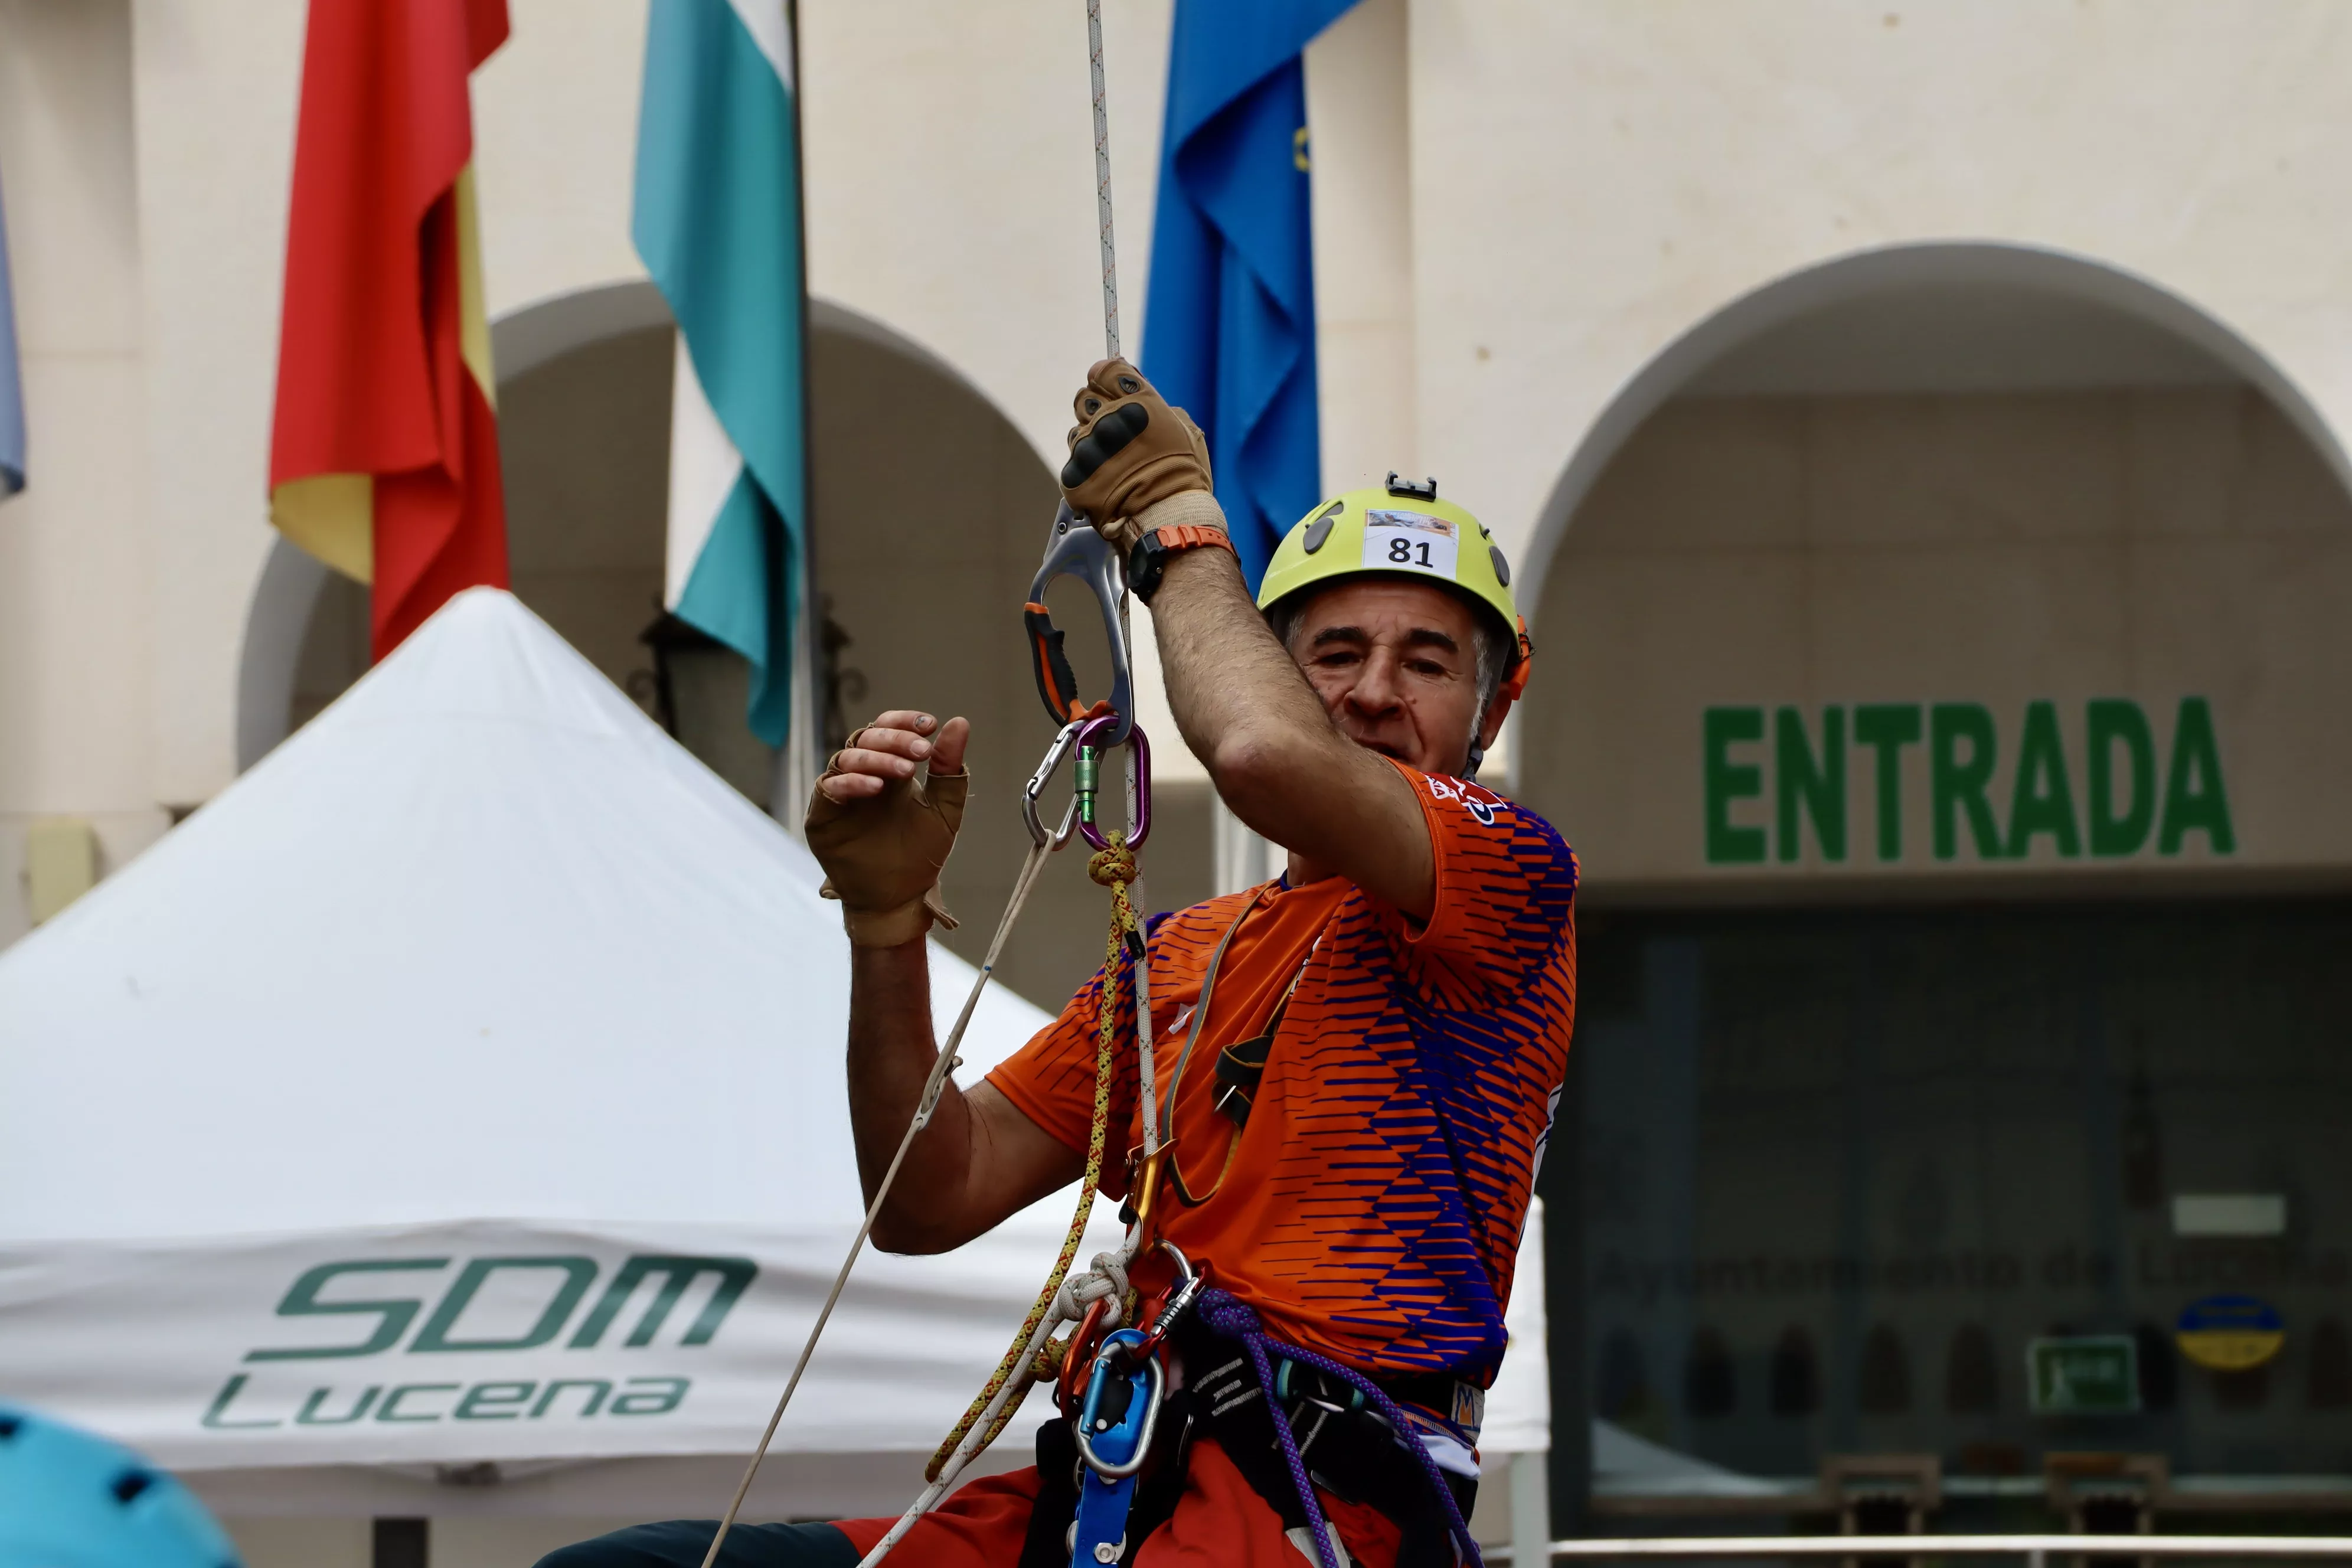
[1285,579,1498,778]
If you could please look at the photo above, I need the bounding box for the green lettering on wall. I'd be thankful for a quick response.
[1703,707,1766,864]
[2005,700,2081,858]
[411,1257,599,1354]
[1853,704,1922,862]
[2086,698,2157,856]
[2158,697,2235,854]
[1776,706,1847,863]
[1930,704,2003,861]
[246,1259,449,1362]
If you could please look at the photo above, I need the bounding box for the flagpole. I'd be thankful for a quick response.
[773,0,824,831]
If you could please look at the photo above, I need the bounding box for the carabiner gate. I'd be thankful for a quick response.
[1025,501,1135,747]
[1023,719,1089,850]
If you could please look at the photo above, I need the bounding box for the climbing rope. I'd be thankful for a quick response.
[924,834,1142,1481]
[1086,0,1120,360]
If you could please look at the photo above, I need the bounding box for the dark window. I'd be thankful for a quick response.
[2311,1319,2352,1410]
[2136,1321,2178,1412]
[1596,1327,1651,1422]
[1945,1322,1997,1413]
[1858,1324,1912,1415]
[1684,1327,1737,1417]
[1770,1325,1820,1416]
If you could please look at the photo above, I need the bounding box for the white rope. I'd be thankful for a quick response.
[1087,0,1119,361]
[695,834,1060,1568]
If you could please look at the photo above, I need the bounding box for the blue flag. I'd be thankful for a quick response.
[633,0,808,745]
[0,171,23,498]
[1143,0,1358,587]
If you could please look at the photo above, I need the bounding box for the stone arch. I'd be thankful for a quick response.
[1514,241,2352,638]
[231,281,1176,1007]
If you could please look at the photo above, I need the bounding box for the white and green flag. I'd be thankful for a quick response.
[633,0,807,744]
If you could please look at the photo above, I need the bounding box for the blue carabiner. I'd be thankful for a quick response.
[1024,501,1135,747]
[1069,1327,1162,1566]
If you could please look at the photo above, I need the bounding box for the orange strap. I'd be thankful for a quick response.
[1149,522,1236,557]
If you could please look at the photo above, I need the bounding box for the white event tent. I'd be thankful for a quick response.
[0,587,1546,1538]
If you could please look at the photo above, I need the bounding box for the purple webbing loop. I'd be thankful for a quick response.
[1195,1288,1484,1568]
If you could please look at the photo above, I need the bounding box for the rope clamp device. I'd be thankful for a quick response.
[1025,500,1135,747]
[1069,1327,1165,1566]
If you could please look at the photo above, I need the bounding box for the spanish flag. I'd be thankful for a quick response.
[269,0,511,661]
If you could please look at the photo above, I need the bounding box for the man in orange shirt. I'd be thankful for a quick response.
[543,363,1576,1567]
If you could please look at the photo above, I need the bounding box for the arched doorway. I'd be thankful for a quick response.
[1518,244,2352,1520]
[235,285,1201,1010]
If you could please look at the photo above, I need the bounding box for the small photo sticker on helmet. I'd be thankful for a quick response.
[1363,509,1459,579]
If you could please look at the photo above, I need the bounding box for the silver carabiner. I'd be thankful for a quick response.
[1023,501,1134,747]
[1022,720,1088,850]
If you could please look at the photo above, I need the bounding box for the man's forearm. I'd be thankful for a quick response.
[1150,545,1341,820]
[845,939,973,1250]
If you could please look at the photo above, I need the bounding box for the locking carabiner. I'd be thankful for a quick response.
[1072,713,1150,853]
[1024,501,1135,748]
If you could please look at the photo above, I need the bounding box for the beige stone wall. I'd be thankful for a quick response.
[1522,388,2352,893]
[0,0,168,948]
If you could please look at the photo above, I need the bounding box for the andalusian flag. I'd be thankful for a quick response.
[269,0,511,661]
[633,0,809,746]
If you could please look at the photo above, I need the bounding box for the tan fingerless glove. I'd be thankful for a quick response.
[804,731,968,948]
[1060,358,1216,553]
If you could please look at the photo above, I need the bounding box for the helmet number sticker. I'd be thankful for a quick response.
[1363,509,1459,579]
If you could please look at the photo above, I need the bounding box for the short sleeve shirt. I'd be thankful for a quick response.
[986,762,1578,1381]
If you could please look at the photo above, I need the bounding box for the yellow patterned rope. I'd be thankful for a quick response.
[923,834,1139,1482]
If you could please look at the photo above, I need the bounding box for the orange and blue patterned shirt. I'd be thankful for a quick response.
[987,762,1577,1398]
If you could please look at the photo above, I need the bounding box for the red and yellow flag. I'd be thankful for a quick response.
[269,0,511,661]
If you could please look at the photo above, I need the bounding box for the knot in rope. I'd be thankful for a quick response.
[1053,1250,1131,1326]
[1087,837,1137,888]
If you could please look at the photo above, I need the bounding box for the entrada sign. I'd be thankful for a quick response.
[1703,698,2232,867]
[200,1252,755,1431]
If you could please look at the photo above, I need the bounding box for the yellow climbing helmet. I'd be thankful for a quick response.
[1256,475,1533,706]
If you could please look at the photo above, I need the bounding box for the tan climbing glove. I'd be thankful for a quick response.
[804,726,968,948]
[1061,358,1216,553]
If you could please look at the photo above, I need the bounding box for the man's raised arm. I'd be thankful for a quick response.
[1057,360,1440,918]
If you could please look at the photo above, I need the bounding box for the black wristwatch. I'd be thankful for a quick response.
[1126,522,1236,605]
